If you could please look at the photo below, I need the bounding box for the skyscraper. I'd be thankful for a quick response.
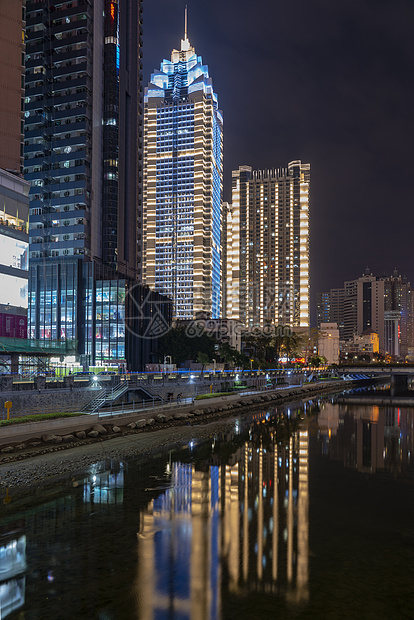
[24,0,145,367]
[226,162,310,329]
[341,272,385,348]
[142,19,223,320]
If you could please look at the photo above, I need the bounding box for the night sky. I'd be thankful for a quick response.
[143,0,414,318]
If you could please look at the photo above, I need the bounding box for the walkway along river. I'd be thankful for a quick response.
[0,379,368,472]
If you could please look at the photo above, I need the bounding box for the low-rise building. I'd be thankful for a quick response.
[318,323,340,365]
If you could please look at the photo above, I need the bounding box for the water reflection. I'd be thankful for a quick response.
[318,402,414,474]
[137,412,310,618]
[83,462,125,505]
[2,399,414,618]
[0,532,26,618]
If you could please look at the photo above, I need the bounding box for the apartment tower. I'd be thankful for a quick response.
[226,162,310,329]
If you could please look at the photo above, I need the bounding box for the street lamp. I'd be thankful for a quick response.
[164,355,172,373]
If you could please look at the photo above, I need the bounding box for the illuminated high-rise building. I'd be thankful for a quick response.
[226,162,310,328]
[142,17,223,319]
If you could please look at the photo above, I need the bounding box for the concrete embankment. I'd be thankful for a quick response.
[0,380,356,463]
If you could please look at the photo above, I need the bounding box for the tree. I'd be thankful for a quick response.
[281,330,307,363]
[197,351,210,374]
[219,341,247,368]
[309,355,326,368]
[158,326,216,366]
[243,331,276,367]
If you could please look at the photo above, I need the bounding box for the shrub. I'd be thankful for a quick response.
[194,392,234,400]
[0,412,86,427]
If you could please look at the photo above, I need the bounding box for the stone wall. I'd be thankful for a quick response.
[1,388,97,417]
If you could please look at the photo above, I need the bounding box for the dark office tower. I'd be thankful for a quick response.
[382,270,413,359]
[226,162,310,329]
[316,292,330,328]
[0,1,26,173]
[24,0,146,368]
[342,270,385,351]
[330,287,345,338]
[316,288,345,338]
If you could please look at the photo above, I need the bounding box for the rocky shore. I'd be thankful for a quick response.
[0,381,354,493]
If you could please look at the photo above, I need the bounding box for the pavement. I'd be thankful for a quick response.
[95,384,304,418]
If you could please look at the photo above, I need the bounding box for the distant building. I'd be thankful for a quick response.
[317,288,345,338]
[343,278,357,341]
[318,268,414,358]
[327,272,383,345]
[384,310,400,359]
[329,288,345,338]
[226,162,310,329]
[356,272,385,350]
[342,328,379,361]
[143,22,223,320]
[318,322,339,365]
[316,292,330,327]
[382,270,413,359]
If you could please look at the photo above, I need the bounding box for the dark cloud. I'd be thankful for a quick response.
[143,0,414,318]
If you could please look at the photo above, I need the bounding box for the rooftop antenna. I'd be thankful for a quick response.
[184,5,188,39]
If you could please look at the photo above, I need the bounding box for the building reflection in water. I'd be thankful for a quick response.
[83,462,125,505]
[318,402,414,474]
[0,531,26,618]
[137,417,309,618]
[0,458,125,619]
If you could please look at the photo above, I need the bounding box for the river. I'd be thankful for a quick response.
[1,393,414,619]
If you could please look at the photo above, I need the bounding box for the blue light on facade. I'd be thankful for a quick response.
[143,33,223,319]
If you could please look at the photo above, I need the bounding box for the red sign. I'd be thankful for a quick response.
[0,313,27,339]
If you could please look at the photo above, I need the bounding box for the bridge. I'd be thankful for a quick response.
[338,366,414,396]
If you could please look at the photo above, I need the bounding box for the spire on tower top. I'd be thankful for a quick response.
[180,4,193,54]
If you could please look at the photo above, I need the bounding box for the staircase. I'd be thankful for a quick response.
[82,381,130,413]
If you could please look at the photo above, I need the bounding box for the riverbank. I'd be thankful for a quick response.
[0,380,359,494]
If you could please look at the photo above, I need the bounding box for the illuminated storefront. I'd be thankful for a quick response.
[0,169,29,338]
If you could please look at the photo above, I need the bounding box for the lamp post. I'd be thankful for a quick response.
[164,355,172,374]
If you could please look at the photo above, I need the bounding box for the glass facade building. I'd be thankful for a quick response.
[24,0,148,368]
[226,162,310,329]
[143,29,223,320]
